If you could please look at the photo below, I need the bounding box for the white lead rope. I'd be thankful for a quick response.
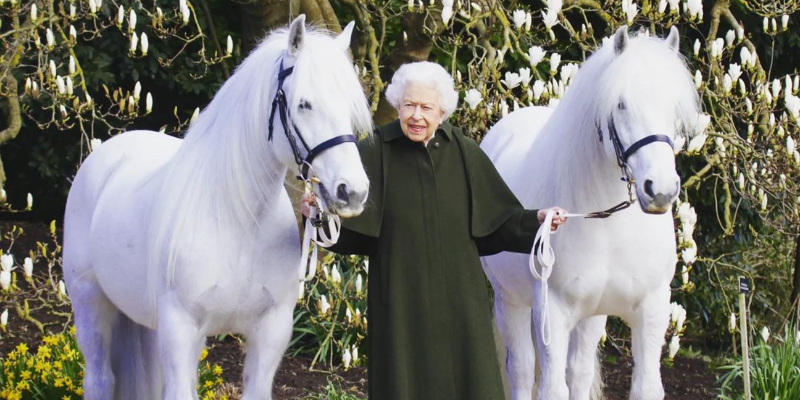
[529,209,584,346]
[298,195,342,282]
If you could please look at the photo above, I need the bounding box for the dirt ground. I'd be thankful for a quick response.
[1,220,718,399]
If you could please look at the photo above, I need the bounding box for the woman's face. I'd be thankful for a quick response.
[398,83,444,143]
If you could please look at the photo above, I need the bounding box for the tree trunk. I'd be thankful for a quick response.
[238,0,340,56]
[791,234,800,321]
[0,75,22,199]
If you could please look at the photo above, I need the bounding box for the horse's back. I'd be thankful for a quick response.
[481,107,553,186]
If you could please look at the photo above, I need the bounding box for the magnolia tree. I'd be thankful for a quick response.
[0,0,235,198]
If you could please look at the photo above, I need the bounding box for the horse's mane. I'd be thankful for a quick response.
[148,26,372,298]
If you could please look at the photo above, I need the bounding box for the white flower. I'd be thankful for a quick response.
[673,135,686,154]
[58,280,67,297]
[191,107,200,124]
[687,134,707,154]
[90,138,102,152]
[343,348,352,369]
[502,72,521,90]
[500,101,509,117]
[352,345,359,362]
[729,313,736,332]
[723,74,732,94]
[69,25,77,44]
[681,244,697,264]
[512,9,526,29]
[761,194,768,210]
[560,63,578,83]
[622,0,638,24]
[117,5,124,25]
[346,307,352,323]
[88,0,96,14]
[56,76,65,94]
[681,266,689,286]
[678,202,697,227]
[31,3,38,22]
[128,9,137,32]
[728,63,742,82]
[528,46,546,66]
[518,67,532,87]
[542,10,558,29]
[693,39,700,56]
[787,136,796,156]
[70,3,76,18]
[738,173,745,191]
[740,47,752,67]
[549,53,561,73]
[0,271,10,291]
[49,60,57,77]
[69,56,76,74]
[524,12,532,31]
[760,326,770,342]
[298,282,304,300]
[1,254,13,272]
[658,0,667,13]
[694,70,703,90]
[725,30,735,47]
[668,0,679,13]
[668,335,680,359]
[532,80,545,101]
[319,295,331,314]
[26,193,33,209]
[686,0,702,19]
[441,6,453,25]
[181,4,191,24]
[771,18,777,33]
[786,95,800,120]
[130,33,138,53]
[23,257,33,278]
[226,35,233,55]
[355,274,363,294]
[363,260,369,274]
[546,0,563,14]
[782,15,789,31]
[464,89,482,110]
[134,81,141,100]
[46,28,55,49]
[331,264,341,283]
[772,79,782,99]
[0,309,7,328]
[140,32,148,56]
[763,17,769,33]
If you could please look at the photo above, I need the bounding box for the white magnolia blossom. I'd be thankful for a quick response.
[723,74,732,94]
[69,56,76,74]
[621,0,638,24]
[532,80,546,100]
[681,265,689,285]
[763,17,769,33]
[56,76,65,94]
[668,335,680,358]
[512,9,526,29]
[319,294,331,314]
[181,3,191,24]
[694,70,703,89]
[66,77,73,96]
[549,53,561,73]
[693,39,700,56]
[464,89,482,110]
[687,134,707,154]
[130,33,138,52]
[46,28,55,49]
[89,138,102,152]
[23,258,33,278]
[524,12,532,31]
[782,15,789,30]
[738,79,746,95]
[343,348,352,369]
[771,18,777,33]
[0,271,10,291]
[772,79,782,98]
[117,5,124,25]
[729,312,736,332]
[681,243,697,264]
[27,193,33,209]
[31,3,38,22]
[658,0,667,14]
[129,9,137,32]
[728,63,742,82]
[70,3,76,18]
[760,326,770,342]
[528,46,546,66]
[226,35,234,55]
[88,0,97,14]
[725,30,735,47]
[500,101,509,117]
[146,92,153,113]
[740,47,752,67]
[352,345,359,362]
[140,32,149,55]
[502,71,522,90]
[686,0,702,19]
[298,282,305,300]
[560,63,578,83]
[0,309,7,328]
[786,95,800,119]
[1,254,13,272]
[356,274,363,294]
[542,10,558,29]
[49,60,57,77]
[191,107,200,123]
[519,67,532,87]
[331,264,341,283]
[668,0,679,13]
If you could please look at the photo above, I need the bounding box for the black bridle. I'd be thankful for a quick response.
[585,115,674,218]
[268,58,357,180]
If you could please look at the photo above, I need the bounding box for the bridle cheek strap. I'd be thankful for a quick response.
[622,135,674,163]
[300,134,357,178]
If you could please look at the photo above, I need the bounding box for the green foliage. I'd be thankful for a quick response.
[718,326,800,399]
[302,379,366,400]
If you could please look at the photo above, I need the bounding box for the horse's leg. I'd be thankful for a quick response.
[69,276,119,400]
[533,292,573,400]
[494,289,536,400]
[628,288,671,400]
[241,300,294,400]
[158,292,205,400]
[567,315,607,400]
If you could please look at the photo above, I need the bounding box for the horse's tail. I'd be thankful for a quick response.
[110,313,162,400]
[590,349,605,400]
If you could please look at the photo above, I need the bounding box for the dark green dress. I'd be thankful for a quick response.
[330,120,540,400]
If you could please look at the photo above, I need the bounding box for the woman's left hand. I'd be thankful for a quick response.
[537,207,568,232]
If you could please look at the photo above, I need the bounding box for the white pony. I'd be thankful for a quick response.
[63,16,372,400]
[481,27,699,400]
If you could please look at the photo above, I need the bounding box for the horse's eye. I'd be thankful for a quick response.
[618,101,626,111]
[299,100,313,111]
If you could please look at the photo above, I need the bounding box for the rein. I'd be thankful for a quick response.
[267,56,353,282]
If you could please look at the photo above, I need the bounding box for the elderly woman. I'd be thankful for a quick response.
[304,61,567,400]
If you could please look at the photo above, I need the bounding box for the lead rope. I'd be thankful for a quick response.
[298,183,342,282]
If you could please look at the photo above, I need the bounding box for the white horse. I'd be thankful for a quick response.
[481,27,699,400]
[63,16,372,400]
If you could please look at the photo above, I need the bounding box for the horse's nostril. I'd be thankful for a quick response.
[644,180,655,198]
[336,184,349,203]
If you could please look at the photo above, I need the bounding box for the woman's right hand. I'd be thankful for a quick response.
[301,192,317,218]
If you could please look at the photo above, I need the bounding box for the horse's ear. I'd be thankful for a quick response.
[335,21,355,53]
[614,25,629,55]
[665,26,680,53]
[288,14,307,56]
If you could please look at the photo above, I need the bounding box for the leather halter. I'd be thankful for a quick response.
[268,58,357,180]
[586,115,674,218]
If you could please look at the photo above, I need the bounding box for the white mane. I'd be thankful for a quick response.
[148,27,373,295]
[516,32,699,208]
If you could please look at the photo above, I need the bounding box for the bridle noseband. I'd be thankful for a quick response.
[268,58,357,181]
[587,115,674,218]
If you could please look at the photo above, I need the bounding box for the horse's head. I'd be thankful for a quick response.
[595,26,700,214]
[272,16,372,218]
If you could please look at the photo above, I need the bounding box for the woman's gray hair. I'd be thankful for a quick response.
[384,61,459,120]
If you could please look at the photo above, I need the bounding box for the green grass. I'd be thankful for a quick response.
[302,379,366,400]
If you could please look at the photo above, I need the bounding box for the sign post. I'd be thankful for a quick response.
[739,276,751,400]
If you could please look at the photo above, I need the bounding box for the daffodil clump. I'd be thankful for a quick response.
[294,252,367,370]
[0,327,225,400]
[0,327,84,400]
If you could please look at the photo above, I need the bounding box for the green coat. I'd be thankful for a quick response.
[330,120,540,400]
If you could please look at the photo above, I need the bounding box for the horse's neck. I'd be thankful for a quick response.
[522,98,629,212]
